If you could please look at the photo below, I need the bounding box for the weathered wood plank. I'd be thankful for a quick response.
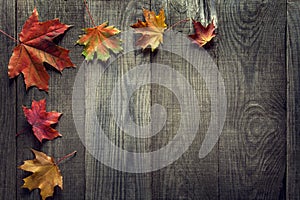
[287,1,300,199]
[15,1,86,199]
[217,0,286,199]
[83,0,154,199]
[150,0,219,199]
[0,0,16,199]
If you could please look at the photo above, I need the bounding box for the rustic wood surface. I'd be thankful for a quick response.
[0,0,16,199]
[0,0,298,199]
[287,0,300,199]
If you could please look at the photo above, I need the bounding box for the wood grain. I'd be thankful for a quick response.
[287,0,300,199]
[15,0,85,199]
[150,0,219,199]
[0,0,16,199]
[84,0,154,199]
[217,0,286,199]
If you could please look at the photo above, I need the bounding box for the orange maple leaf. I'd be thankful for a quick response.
[77,22,122,61]
[8,8,74,91]
[131,8,167,51]
[188,19,216,47]
[22,99,62,143]
[19,149,63,200]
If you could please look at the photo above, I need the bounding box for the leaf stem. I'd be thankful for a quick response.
[0,29,18,43]
[83,0,96,27]
[56,151,77,165]
[16,126,31,137]
[166,18,191,32]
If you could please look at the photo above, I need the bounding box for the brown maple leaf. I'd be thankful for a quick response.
[188,19,216,47]
[19,149,63,200]
[8,8,74,91]
[77,22,122,61]
[131,8,167,51]
[22,99,62,143]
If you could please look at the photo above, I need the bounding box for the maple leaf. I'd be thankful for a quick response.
[19,149,63,200]
[8,8,74,91]
[77,22,122,61]
[22,99,62,142]
[188,19,216,47]
[131,8,167,51]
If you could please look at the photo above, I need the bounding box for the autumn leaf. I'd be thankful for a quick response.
[23,99,62,143]
[8,8,74,91]
[19,149,63,200]
[77,22,122,61]
[131,8,167,51]
[18,150,76,200]
[188,19,216,47]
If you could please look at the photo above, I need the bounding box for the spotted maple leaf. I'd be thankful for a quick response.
[22,99,62,142]
[131,8,167,51]
[77,22,122,61]
[8,8,74,91]
[188,19,216,47]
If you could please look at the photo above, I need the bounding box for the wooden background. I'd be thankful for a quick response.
[0,0,299,199]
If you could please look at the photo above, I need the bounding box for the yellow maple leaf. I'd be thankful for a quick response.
[18,149,63,200]
[131,8,167,51]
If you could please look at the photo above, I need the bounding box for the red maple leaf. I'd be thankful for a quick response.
[8,8,74,91]
[22,99,62,142]
[188,19,216,47]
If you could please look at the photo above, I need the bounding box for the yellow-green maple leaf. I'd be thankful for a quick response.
[77,22,122,61]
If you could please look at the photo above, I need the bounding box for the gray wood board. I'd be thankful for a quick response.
[0,0,16,199]
[217,0,287,199]
[287,0,300,199]
[15,1,86,199]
